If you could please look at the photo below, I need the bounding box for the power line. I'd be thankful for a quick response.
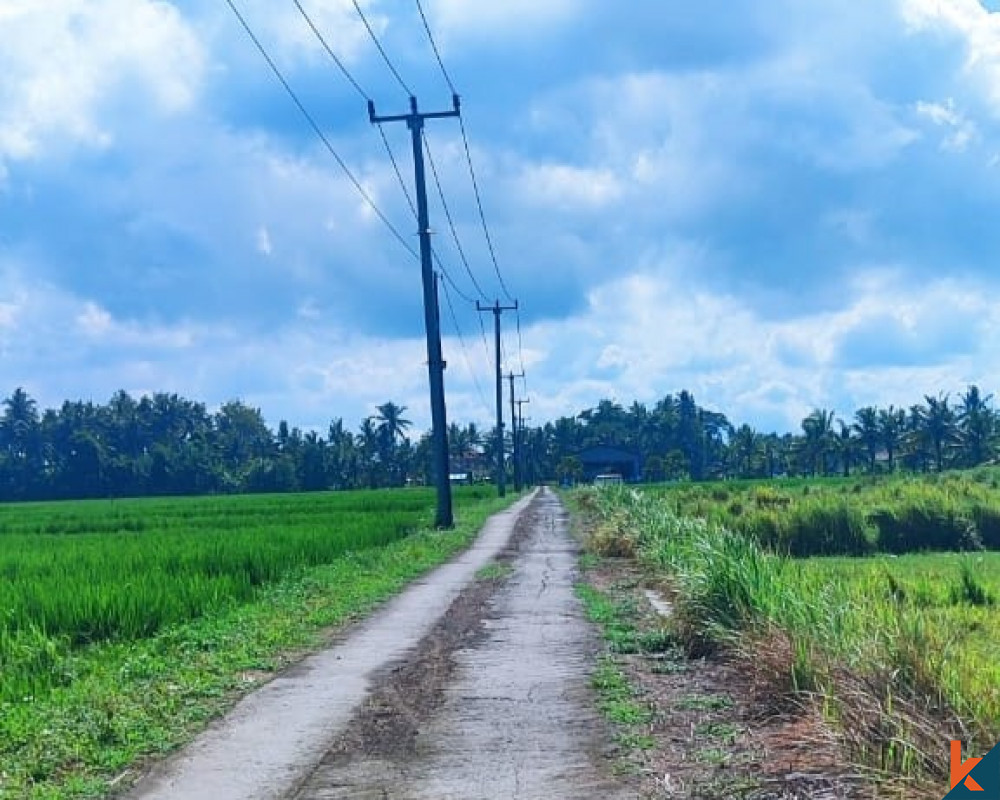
[514,307,527,387]
[476,308,492,371]
[351,0,413,97]
[291,0,420,221]
[423,131,488,301]
[438,272,492,418]
[437,258,477,305]
[224,0,417,260]
[459,115,514,303]
[414,0,457,95]
[378,124,417,218]
[409,0,517,306]
[291,0,369,101]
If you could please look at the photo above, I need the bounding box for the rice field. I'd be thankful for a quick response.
[0,487,494,704]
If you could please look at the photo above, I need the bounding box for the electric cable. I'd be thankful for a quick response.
[351,0,414,97]
[415,0,457,94]
[225,0,417,260]
[438,270,493,418]
[423,131,489,301]
[291,0,369,101]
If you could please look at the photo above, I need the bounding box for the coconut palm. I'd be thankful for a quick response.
[373,402,412,486]
[801,408,836,475]
[957,385,995,467]
[878,406,906,472]
[913,394,958,472]
[853,406,881,473]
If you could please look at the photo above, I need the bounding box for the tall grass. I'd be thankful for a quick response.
[581,484,1000,781]
[656,472,1000,556]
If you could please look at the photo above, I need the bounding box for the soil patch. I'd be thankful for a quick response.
[310,505,533,768]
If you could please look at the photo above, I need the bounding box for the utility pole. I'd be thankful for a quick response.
[507,371,523,491]
[477,300,517,496]
[369,95,460,528]
[516,398,530,489]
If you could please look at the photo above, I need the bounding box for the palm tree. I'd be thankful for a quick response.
[914,394,957,472]
[801,408,836,475]
[730,424,761,478]
[834,420,861,477]
[878,406,906,472]
[356,417,381,488]
[2,387,39,458]
[958,385,995,467]
[853,406,881,473]
[374,402,412,450]
[373,402,411,486]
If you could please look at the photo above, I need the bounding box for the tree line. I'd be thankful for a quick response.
[540,386,998,483]
[0,385,995,501]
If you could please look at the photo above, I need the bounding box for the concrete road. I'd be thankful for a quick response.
[126,488,634,800]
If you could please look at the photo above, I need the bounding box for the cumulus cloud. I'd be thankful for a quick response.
[520,163,622,210]
[902,0,1000,110]
[425,0,582,42]
[515,262,1000,432]
[6,0,1000,436]
[0,0,205,161]
[916,98,980,150]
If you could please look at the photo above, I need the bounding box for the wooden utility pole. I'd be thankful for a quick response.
[369,95,460,528]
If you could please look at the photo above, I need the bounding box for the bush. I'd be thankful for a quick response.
[751,486,792,509]
[870,493,982,554]
[970,502,1000,549]
[740,500,873,557]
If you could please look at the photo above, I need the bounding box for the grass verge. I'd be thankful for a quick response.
[575,581,658,765]
[0,494,517,800]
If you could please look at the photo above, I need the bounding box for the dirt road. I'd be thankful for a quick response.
[126,488,633,800]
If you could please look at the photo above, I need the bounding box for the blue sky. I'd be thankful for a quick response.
[2,0,1000,435]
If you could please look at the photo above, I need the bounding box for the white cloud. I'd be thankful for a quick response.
[426,0,581,41]
[0,0,205,161]
[517,260,1000,432]
[256,226,273,257]
[76,303,113,337]
[237,0,370,67]
[916,98,980,150]
[902,0,1000,111]
[520,163,622,210]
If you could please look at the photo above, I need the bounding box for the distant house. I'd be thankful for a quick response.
[451,450,488,483]
[577,446,642,483]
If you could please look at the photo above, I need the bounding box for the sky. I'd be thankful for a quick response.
[2,0,1000,436]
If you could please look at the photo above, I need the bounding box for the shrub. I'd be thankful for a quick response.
[970,502,1000,549]
[870,495,981,554]
[740,501,873,557]
[949,562,995,607]
[751,486,792,509]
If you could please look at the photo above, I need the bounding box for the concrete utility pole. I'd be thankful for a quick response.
[477,300,517,497]
[507,371,523,491]
[369,95,460,528]
[516,398,530,490]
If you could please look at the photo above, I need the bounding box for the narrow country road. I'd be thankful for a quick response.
[125,488,634,800]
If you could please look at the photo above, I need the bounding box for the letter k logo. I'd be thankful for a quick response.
[953,740,984,791]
